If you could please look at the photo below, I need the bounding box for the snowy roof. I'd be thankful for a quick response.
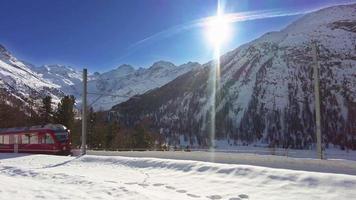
[0,124,67,134]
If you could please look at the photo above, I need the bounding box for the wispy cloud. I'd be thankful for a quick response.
[114,9,307,63]
[117,1,355,63]
[128,9,309,50]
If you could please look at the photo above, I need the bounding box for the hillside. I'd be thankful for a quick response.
[0,45,64,108]
[30,60,201,111]
[0,46,200,112]
[111,4,356,149]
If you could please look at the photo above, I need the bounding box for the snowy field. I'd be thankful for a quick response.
[1,153,356,200]
[88,150,356,175]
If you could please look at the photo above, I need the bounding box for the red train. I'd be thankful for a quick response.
[0,124,71,155]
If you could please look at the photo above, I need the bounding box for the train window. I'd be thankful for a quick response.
[0,135,3,144]
[39,135,45,144]
[21,134,30,144]
[30,134,38,144]
[45,133,54,144]
[55,132,68,144]
[14,135,19,144]
[3,135,10,144]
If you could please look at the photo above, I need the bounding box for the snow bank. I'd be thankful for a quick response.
[89,150,356,175]
[1,153,356,200]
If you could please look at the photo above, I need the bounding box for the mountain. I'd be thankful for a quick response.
[111,4,356,149]
[31,64,83,97]
[0,45,63,109]
[84,61,201,110]
[0,44,200,111]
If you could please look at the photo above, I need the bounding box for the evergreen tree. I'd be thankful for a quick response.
[70,119,82,147]
[104,122,119,149]
[87,107,96,148]
[54,95,76,130]
[40,95,53,124]
[131,124,154,149]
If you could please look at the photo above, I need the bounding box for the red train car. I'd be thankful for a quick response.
[0,124,71,155]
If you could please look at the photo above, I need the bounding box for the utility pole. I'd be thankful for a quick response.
[312,42,323,159]
[81,68,87,155]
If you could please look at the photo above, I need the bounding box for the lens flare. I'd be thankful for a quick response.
[206,0,230,160]
[205,14,231,48]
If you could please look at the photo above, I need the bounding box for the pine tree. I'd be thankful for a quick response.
[131,123,154,149]
[87,107,96,148]
[40,95,53,124]
[54,95,76,130]
[104,122,119,149]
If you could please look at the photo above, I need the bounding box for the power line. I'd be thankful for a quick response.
[87,92,132,98]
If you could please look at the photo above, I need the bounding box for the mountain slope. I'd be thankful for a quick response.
[111,4,356,149]
[87,61,201,110]
[31,64,83,98]
[1,45,200,111]
[0,45,64,108]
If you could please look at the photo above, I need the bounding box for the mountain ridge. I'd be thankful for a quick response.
[0,44,201,111]
[110,3,356,149]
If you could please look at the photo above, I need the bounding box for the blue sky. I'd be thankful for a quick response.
[0,0,354,72]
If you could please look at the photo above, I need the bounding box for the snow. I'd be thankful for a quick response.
[29,60,198,111]
[0,51,63,106]
[31,64,83,97]
[89,150,356,175]
[83,61,199,110]
[0,60,59,90]
[1,152,356,200]
[207,140,356,160]
[1,42,200,111]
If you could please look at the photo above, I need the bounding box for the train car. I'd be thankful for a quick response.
[0,124,71,155]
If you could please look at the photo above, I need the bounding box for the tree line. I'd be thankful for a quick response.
[0,92,163,150]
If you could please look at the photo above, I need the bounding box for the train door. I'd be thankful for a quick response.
[2,135,11,152]
[19,133,30,153]
[14,135,18,153]
[28,133,39,152]
[39,132,55,153]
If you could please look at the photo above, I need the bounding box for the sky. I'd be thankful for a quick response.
[0,0,355,72]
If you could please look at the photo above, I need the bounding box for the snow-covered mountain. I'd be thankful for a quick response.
[87,61,201,110]
[0,44,200,111]
[31,64,83,97]
[31,61,200,110]
[111,4,356,149]
[0,45,63,108]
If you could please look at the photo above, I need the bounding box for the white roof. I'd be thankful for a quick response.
[0,124,67,134]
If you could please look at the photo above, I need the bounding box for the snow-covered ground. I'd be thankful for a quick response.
[177,139,356,161]
[88,150,356,175]
[1,153,356,200]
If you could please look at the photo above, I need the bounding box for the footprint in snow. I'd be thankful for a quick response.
[119,187,129,192]
[153,183,165,187]
[207,195,222,199]
[238,194,249,199]
[104,180,117,183]
[124,182,137,185]
[165,186,176,190]
[187,193,200,198]
[176,189,187,193]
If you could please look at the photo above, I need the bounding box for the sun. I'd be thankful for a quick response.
[205,14,231,48]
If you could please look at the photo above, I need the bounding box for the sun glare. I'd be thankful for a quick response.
[205,14,231,48]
